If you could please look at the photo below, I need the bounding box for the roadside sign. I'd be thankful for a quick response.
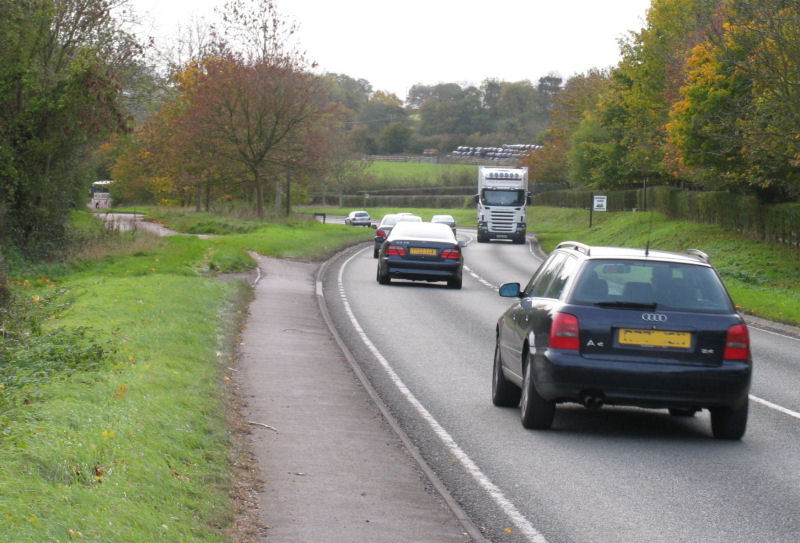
[593,195,607,212]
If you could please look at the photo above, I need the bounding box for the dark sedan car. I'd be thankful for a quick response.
[373,213,422,258]
[493,241,752,439]
[376,222,463,289]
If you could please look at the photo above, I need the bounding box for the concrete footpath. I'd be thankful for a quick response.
[237,254,477,542]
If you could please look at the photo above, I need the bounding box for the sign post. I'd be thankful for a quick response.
[590,194,607,227]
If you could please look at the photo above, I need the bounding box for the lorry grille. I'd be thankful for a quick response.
[489,210,516,232]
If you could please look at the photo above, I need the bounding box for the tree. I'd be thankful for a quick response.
[522,69,609,187]
[669,0,800,200]
[358,91,406,135]
[379,122,412,154]
[496,81,548,139]
[175,0,331,218]
[598,0,722,186]
[0,0,140,251]
[324,73,371,114]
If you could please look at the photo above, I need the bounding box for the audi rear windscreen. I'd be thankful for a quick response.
[570,259,734,313]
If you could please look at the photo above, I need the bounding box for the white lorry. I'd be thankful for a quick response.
[90,180,113,209]
[475,166,530,243]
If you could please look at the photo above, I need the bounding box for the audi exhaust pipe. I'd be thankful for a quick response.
[580,393,605,410]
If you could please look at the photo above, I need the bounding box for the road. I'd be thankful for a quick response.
[319,230,800,543]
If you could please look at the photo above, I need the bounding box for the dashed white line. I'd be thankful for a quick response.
[338,248,550,543]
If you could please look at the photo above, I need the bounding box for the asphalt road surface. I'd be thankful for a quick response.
[319,230,800,543]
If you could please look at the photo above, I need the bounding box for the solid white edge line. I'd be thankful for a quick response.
[336,248,551,543]
[316,250,491,543]
[748,325,800,342]
[750,395,800,420]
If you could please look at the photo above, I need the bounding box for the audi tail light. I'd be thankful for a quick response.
[440,248,460,259]
[386,244,406,256]
[724,324,750,360]
[550,312,580,350]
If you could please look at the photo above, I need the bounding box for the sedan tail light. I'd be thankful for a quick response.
[440,248,460,259]
[376,229,388,238]
[386,244,406,256]
[724,324,750,360]
[550,312,580,350]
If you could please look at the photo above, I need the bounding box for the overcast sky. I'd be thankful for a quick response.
[128,0,653,100]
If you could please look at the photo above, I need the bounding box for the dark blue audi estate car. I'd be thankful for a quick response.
[493,241,752,439]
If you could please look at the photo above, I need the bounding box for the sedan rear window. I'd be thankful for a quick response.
[388,222,455,242]
[570,259,734,313]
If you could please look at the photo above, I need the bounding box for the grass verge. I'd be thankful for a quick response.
[0,211,372,542]
[527,207,800,326]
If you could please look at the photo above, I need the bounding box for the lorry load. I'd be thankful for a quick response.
[475,166,530,243]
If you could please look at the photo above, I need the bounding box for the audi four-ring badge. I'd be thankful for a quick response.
[493,242,752,440]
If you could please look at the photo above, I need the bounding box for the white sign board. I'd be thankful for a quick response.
[593,195,607,211]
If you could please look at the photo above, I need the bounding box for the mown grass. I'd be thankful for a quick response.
[0,210,373,542]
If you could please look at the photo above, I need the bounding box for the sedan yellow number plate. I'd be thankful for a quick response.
[409,247,437,256]
[619,328,692,348]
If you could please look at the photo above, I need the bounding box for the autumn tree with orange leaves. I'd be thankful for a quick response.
[182,0,335,218]
[111,0,341,216]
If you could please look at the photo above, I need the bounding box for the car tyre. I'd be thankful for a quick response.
[520,352,555,429]
[492,341,521,407]
[447,275,462,289]
[377,264,390,285]
[710,401,748,440]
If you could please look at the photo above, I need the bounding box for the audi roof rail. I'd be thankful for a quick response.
[686,248,710,263]
[556,241,591,255]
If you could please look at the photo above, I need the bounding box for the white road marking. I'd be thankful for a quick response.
[326,243,799,543]
[749,325,800,342]
[338,248,551,543]
[750,395,800,420]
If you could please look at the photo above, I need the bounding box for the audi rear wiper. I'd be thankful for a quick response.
[595,301,658,310]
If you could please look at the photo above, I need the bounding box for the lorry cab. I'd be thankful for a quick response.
[476,166,530,244]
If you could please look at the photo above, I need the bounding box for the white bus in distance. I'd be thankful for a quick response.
[90,180,113,209]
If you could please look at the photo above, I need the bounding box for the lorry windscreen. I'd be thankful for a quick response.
[481,189,525,206]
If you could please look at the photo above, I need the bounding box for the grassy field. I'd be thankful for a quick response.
[365,161,476,184]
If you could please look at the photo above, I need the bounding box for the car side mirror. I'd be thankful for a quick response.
[459,241,467,248]
[499,283,521,298]
[371,224,377,229]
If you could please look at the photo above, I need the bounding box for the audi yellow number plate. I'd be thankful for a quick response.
[409,247,437,256]
[618,328,692,348]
